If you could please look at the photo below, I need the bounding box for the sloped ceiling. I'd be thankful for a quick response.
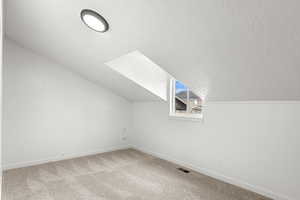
[5,0,300,101]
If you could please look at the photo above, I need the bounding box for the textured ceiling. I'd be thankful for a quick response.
[5,0,300,101]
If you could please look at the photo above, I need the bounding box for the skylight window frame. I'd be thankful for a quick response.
[169,79,203,121]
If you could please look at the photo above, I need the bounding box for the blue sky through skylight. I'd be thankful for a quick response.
[175,80,187,93]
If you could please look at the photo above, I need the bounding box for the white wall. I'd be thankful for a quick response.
[131,101,300,200]
[1,0,3,196]
[2,39,132,169]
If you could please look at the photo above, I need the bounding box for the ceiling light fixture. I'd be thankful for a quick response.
[80,9,109,32]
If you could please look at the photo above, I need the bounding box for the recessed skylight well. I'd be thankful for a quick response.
[106,51,171,101]
[80,9,109,32]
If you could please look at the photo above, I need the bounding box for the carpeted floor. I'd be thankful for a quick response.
[2,149,271,200]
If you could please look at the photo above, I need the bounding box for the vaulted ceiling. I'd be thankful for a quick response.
[5,0,300,101]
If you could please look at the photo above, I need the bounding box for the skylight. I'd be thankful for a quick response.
[105,51,170,101]
[170,79,203,119]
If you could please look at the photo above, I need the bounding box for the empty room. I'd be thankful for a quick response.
[0,0,299,200]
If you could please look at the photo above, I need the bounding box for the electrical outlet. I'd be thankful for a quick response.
[121,128,127,141]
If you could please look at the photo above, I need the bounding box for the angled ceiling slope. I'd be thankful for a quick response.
[5,0,300,101]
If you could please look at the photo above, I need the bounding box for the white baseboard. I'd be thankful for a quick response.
[131,145,293,200]
[3,143,130,170]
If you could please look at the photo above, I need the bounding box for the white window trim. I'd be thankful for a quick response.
[169,79,203,121]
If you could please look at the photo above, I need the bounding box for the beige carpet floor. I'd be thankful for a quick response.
[2,149,271,200]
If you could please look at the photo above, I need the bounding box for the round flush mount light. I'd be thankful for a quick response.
[80,9,109,32]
